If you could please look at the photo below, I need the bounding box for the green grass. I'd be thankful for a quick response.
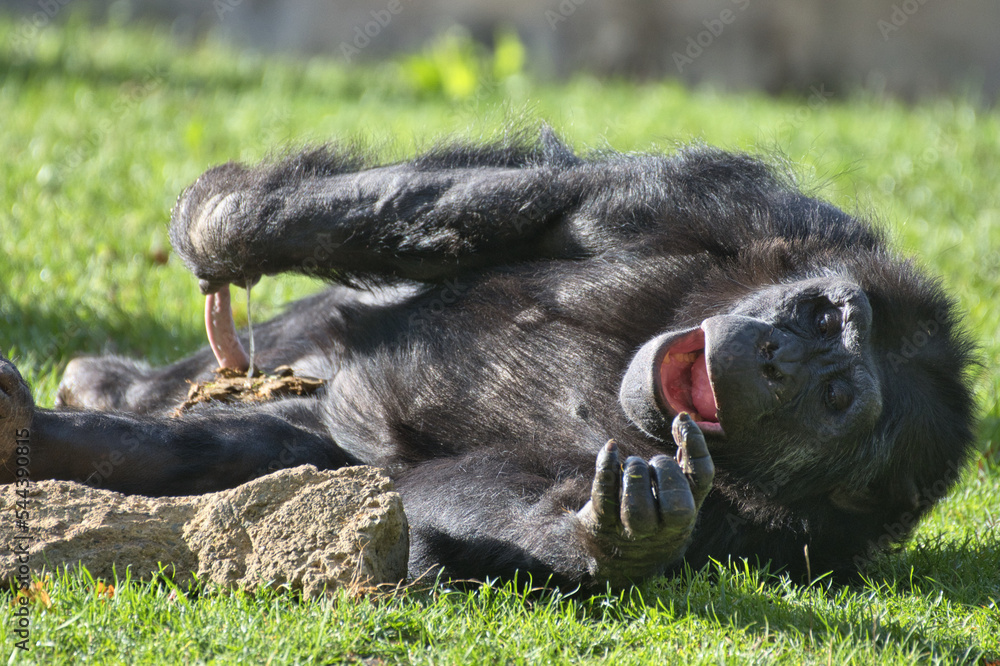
[1,15,999,665]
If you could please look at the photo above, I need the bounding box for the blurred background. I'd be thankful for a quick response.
[3,0,999,104]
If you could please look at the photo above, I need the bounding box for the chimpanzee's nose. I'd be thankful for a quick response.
[759,332,805,391]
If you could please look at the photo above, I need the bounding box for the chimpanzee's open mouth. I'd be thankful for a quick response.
[657,327,723,436]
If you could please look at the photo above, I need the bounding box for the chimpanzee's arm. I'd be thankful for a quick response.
[399,415,714,588]
[170,129,753,293]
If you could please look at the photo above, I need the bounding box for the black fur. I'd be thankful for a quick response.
[0,128,976,587]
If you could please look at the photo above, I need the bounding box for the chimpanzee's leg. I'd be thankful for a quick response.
[3,352,350,495]
[55,350,215,414]
[14,403,349,495]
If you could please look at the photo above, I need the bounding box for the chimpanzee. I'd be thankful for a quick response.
[0,128,976,587]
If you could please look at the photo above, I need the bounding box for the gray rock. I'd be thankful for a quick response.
[0,465,408,597]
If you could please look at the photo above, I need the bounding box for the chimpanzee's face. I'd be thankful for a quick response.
[620,278,883,453]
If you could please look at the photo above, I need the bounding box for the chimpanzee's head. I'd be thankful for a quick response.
[620,251,976,516]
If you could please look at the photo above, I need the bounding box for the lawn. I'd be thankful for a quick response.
[1,14,998,665]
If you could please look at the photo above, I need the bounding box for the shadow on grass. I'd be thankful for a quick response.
[0,297,205,372]
[401,532,995,661]
[0,46,268,95]
[635,549,997,663]
[872,533,1000,607]
[0,35,367,100]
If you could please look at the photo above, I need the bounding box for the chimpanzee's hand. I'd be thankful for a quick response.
[0,354,34,463]
[576,413,714,586]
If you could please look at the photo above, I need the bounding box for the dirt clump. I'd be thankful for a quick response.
[172,365,324,416]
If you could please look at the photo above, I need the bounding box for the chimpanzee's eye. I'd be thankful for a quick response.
[825,382,854,412]
[816,308,842,338]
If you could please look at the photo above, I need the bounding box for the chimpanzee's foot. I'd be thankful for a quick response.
[576,413,715,585]
[56,355,150,411]
[0,354,34,465]
[56,347,228,415]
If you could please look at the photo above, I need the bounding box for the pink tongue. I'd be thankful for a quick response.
[691,354,717,421]
[205,285,250,371]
